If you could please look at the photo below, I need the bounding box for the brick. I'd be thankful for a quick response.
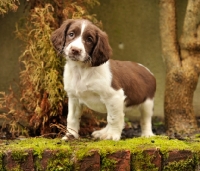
[131,148,161,171]
[144,148,162,171]
[39,149,55,171]
[3,149,34,171]
[167,150,193,163]
[163,150,195,171]
[20,149,34,171]
[36,149,73,171]
[75,150,100,171]
[106,150,131,171]
[3,150,17,170]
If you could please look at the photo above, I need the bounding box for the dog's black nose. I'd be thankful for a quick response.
[71,47,81,56]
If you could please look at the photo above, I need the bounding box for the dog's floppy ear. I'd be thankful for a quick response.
[51,19,74,54]
[91,29,112,67]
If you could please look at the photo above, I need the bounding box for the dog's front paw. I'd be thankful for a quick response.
[92,127,121,141]
[61,132,79,141]
[141,131,155,137]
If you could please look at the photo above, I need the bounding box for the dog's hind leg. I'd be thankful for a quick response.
[139,98,155,137]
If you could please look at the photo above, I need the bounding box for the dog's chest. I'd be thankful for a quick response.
[63,63,111,113]
[64,65,94,94]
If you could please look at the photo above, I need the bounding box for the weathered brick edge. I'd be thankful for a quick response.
[1,148,199,171]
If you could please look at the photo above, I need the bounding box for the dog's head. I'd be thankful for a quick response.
[51,19,112,67]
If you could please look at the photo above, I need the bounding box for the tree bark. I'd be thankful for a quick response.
[160,0,200,137]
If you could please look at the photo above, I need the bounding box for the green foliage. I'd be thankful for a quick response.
[26,0,101,27]
[16,4,66,134]
[0,0,19,15]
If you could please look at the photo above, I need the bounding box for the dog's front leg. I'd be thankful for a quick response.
[62,97,82,140]
[92,93,125,141]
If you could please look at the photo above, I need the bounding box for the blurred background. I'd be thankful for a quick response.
[0,0,199,121]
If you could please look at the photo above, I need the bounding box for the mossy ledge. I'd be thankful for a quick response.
[0,136,200,171]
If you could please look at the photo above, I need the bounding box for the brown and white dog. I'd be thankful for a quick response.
[51,19,156,141]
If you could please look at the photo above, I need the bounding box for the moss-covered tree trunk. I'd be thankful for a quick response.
[160,0,200,137]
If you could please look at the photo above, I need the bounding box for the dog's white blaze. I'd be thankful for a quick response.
[64,22,87,61]
[80,21,86,36]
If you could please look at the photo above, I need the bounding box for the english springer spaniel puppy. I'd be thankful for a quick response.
[51,19,156,141]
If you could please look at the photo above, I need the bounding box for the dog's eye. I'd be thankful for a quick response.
[85,36,93,44]
[68,32,75,38]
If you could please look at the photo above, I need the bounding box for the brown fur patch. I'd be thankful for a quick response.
[90,27,112,67]
[51,19,75,53]
[110,60,156,107]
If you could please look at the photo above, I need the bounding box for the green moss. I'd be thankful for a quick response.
[0,138,73,171]
[1,136,200,170]
[46,150,74,171]
[9,165,21,171]
[11,150,28,163]
[131,150,159,171]
[73,136,191,159]
[101,157,117,171]
[72,136,192,171]
[163,158,195,171]
[0,152,4,171]
[195,134,200,138]
[0,136,192,154]
[0,138,71,152]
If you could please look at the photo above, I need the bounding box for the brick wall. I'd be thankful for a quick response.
[0,137,199,171]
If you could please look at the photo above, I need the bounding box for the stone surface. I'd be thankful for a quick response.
[144,148,162,171]
[39,149,55,170]
[3,149,34,171]
[0,148,198,170]
[20,149,34,171]
[167,150,193,163]
[76,150,100,171]
[163,149,195,171]
[106,150,131,171]
[3,150,18,170]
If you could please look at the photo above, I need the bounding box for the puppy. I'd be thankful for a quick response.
[51,19,156,141]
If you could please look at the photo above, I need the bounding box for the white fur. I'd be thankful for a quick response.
[64,22,87,62]
[139,98,154,137]
[63,60,126,140]
[63,60,154,141]
[62,22,154,141]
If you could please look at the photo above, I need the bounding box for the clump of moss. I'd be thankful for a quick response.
[101,157,117,171]
[46,150,74,171]
[0,152,4,171]
[131,150,158,171]
[9,165,21,171]
[11,150,28,163]
[163,158,195,171]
